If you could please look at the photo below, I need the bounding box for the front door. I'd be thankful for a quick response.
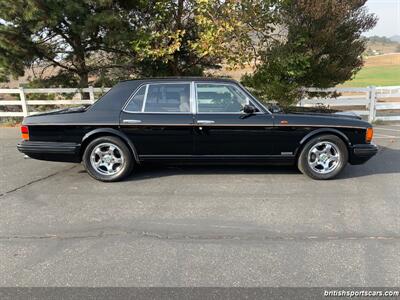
[119,82,194,158]
[193,82,274,157]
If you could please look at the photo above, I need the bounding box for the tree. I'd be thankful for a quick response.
[2,0,374,95]
[1,0,277,84]
[242,0,377,105]
[130,0,220,77]
[0,0,153,87]
[131,0,279,76]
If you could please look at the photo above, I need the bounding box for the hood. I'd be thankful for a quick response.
[273,106,362,120]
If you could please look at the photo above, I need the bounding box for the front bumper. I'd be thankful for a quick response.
[349,143,378,165]
[17,140,81,162]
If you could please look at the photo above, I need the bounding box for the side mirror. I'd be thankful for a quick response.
[270,104,282,113]
[243,104,256,114]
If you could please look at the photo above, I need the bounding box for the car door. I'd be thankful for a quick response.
[193,82,274,157]
[119,82,194,157]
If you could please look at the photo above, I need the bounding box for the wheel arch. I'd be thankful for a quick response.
[294,128,351,158]
[80,128,140,163]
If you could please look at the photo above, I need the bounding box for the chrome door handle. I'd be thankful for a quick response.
[197,120,215,124]
[123,119,142,124]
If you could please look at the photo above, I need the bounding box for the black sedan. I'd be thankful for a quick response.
[17,78,378,181]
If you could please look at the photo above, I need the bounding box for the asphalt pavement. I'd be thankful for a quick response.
[0,125,399,286]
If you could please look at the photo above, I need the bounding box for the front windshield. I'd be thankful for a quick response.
[237,83,271,113]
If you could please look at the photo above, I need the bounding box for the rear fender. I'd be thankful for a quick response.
[81,128,140,163]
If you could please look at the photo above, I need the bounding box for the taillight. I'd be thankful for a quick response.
[366,127,373,143]
[21,125,29,140]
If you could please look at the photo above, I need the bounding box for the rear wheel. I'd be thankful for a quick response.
[297,134,348,180]
[83,136,133,182]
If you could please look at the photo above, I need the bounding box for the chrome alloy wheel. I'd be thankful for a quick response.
[90,143,125,176]
[307,141,341,174]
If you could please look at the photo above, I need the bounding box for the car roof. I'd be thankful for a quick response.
[120,77,238,84]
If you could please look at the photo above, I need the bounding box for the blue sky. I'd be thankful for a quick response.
[365,0,400,37]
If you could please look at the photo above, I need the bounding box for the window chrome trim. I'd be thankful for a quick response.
[194,82,265,114]
[190,81,197,114]
[122,81,193,114]
[122,111,193,115]
[141,84,149,112]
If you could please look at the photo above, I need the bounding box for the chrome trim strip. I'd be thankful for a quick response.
[197,120,215,124]
[125,123,193,126]
[122,123,271,127]
[275,124,366,129]
[120,123,363,128]
[24,123,120,126]
[139,154,295,158]
[123,119,142,124]
[24,123,367,129]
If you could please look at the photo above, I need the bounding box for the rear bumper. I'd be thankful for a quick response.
[17,140,81,162]
[349,143,378,165]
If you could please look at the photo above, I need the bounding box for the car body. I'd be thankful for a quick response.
[17,77,378,181]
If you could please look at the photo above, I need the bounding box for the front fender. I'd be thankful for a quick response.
[295,128,351,157]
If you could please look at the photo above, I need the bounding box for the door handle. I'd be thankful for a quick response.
[197,120,215,124]
[123,119,142,124]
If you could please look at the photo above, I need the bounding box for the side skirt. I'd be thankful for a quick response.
[138,155,296,165]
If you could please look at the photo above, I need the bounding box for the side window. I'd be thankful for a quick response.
[196,84,250,113]
[125,85,146,112]
[144,83,191,113]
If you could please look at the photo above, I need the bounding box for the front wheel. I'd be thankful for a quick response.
[83,136,133,182]
[297,135,348,180]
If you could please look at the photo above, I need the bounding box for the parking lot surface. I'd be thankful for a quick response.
[0,125,399,286]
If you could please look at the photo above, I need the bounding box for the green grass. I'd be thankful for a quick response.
[342,65,400,87]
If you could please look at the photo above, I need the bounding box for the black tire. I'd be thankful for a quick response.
[82,136,134,182]
[297,134,348,180]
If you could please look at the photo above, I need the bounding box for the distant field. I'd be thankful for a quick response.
[342,54,400,87]
[366,41,399,55]
[342,65,400,87]
[364,53,400,67]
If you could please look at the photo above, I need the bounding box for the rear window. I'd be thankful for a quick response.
[124,83,191,113]
[124,85,146,112]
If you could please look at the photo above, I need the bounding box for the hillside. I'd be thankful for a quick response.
[365,36,400,55]
[390,35,400,43]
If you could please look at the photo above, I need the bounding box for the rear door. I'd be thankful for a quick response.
[193,82,274,156]
[119,82,194,157]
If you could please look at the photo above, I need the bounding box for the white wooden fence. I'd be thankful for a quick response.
[299,86,400,122]
[0,85,399,122]
[0,86,110,117]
